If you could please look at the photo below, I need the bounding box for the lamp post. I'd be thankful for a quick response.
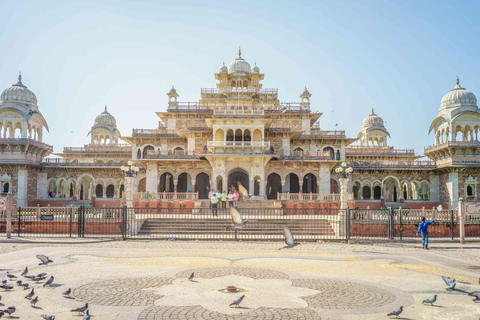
[334,162,353,237]
[122,161,139,207]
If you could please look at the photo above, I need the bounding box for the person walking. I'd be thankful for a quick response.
[221,190,228,209]
[233,190,239,207]
[210,193,219,217]
[417,217,435,249]
[208,189,214,208]
[228,191,234,208]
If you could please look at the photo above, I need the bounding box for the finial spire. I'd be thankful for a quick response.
[105,104,107,112]
[18,72,22,81]
[238,47,242,58]
[372,108,375,114]
[456,75,459,86]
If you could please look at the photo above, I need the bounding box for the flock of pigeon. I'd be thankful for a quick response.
[227,207,300,249]
[386,276,480,318]
[0,254,90,319]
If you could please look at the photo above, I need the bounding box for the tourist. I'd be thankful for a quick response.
[215,190,221,201]
[417,217,435,249]
[233,190,239,207]
[210,193,219,216]
[228,191,234,208]
[208,189,214,207]
[221,190,228,208]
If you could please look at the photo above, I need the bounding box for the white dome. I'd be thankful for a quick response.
[220,62,228,74]
[0,75,37,106]
[251,62,259,73]
[362,109,385,129]
[94,106,116,127]
[440,80,477,109]
[228,49,251,74]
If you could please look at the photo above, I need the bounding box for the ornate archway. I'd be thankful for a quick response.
[228,169,249,193]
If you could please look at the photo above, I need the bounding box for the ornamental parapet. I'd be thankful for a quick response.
[144,149,197,159]
[346,146,416,156]
[42,158,128,166]
[63,144,131,153]
[132,192,198,200]
[132,128,177,137]
[0,138,53,151]
[213,109,264,117]
[207,141,270,148]
[349,160,436,169]
[425,141,480,153]
[277,193,353,201]
[278,150,334,160]
[299,130,346,139]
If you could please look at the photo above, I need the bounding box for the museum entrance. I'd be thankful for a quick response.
[228,169,249,193]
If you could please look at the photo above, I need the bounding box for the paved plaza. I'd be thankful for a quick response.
[0,239,479,319]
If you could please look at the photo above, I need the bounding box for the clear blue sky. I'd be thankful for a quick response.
[1,0,479,155]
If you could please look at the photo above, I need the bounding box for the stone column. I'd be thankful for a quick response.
[339,178,349,210]
[17,169,28,207]
[318,163,331,194]
[259,178,266,198]
[249,178,254,196]
[146,162,158,193]
[458,197,465,244]
[191,180,196,193]
[36,173,48,200]
[124,176,135,207]
[447,172,459,209]
[280,180,285,194]
[299,181,304,194]
[173,180,178,192]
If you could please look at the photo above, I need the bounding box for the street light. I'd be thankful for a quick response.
[121,161,140,177]
[335,162,353,179]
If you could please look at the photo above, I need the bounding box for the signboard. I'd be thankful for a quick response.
[0,197,6,210]
[41,215,54,221]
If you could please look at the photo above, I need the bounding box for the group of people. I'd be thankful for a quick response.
[209,188,239,216]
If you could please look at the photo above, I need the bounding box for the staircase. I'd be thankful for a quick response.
[136,215,336,240]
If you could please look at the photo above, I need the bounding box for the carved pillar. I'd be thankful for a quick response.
[124,176,135,207]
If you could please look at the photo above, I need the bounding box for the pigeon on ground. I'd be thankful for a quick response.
[3,306,15,316]
[5,273,16,280]
[30,296,38,307]
[37,273,47,278]
[43,276,54,287]
[226,207,249,230]
[21,267,28,277]
[1,279,5,285]
[41,315,55,320]
[279,226,300,250]
[21,283,30,290]
[37,255,53,266]
[33,276,46,282]
[71,303,88,314]
[0,310,3,318]
[23,275,36,280]
[422,295,437,305]
[83,309,90,320]
[441,276,456,290]
[387,306,403,318]
[62,288,71,297]
[188,272,194,281]
[468,291,480,302]
[0,285,13,291]
[229,295,245,308]
[25,288,34,299]
[15,280,22,286]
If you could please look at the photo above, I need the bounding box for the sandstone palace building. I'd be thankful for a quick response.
[0,50,479,209]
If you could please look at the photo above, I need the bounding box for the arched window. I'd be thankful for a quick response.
[235,129,242,142]
[244,129,251,142]
[137,149,141,159]
[96,184,103,198]
[363,186,371,199]
[336,150,340,160]
[467,185,474,196]
[143,145,155,158]
[323,147,334,160]
[226,129,234,141]
[106,185,115,198]
[294,147,304,152]
[2,182,9,193]
[374,186,381,199]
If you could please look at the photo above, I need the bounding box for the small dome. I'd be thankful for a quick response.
[94,106,116,127]
[228,48,251,74]
[220,62,228,74]
[168,86,177,94]
[0,74,37,106]
[251,62,259,73]
[362,109,385,129]
[440,78,477,109]
[301,87,310,95]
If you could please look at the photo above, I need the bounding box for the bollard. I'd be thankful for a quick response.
[458,198,465,244]
[6,206,12,239]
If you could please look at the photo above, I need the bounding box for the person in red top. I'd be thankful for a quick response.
[233,191,239,207]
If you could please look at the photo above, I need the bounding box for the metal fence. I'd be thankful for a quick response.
[1,206,479,241]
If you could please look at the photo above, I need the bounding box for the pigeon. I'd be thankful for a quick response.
[279,226,300,250]
[3,306,15,316]
[25,288,34,299]
[43,276,54,287]
[387,306,403,318]
[83,309,90,320]
[21,267,28,277]
[188,272,194,281]
[41,315,55,320]
[33,276,46,282]
[37,255,53,266]
[62,288,71,297]
[422,295,437,305]
[30,296,38,307]
[21,283,30,290]
[0,310,3,318]
[15,279,22,286]
[0,294,1,301]
[23,275,36,280]
[37,273,47,278]
[229,295,245,308]
[71,303,88,314]
[0,285,12,291]
[5,273,16,280]
[441,276,456,290]
[226,207,249,230]
[1,279,5,285]
[468,291,480,302]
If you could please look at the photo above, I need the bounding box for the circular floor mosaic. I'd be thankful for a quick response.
[72,277,174,306]
[176,267,290,280]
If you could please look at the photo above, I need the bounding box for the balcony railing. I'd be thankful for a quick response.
[425,140,480,152]
[207,141,270,148]
[132,192,198,200]
[0,138,53,150]
[278,150,335,160]
[42,158,128,166]
[201,88,278,95]
[349,160,436,169]
[213,109,264,117]
[277,193,353,202]
[300,130,346,139]
[346,146,416,156]
[132,128,177,137]
[144,150,197,159]
[63,144,131,153]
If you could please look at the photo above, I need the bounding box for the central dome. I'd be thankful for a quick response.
[440,78,477,109]
[362,109,385,129]
[94,106,116,127]
[0,74,38,106]
[228,49,251,74]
